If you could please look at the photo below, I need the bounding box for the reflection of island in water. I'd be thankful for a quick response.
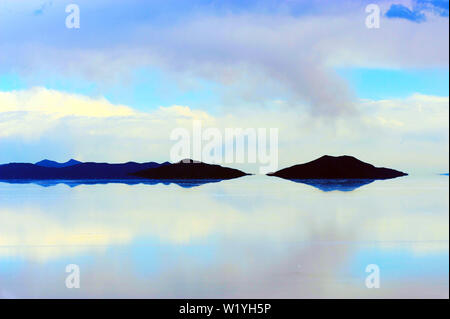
[0,179,223,189]
[268,155,407,191]
[288,179,375,192]
[0,178,375,191]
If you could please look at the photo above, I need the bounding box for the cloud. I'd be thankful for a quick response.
[0,1,448,117]
[156,105,213,122]
[0,87,135,118]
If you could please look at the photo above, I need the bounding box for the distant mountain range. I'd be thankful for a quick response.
[0,161,169,180]
[0,159,248,181]
[0,155,409,183]
[35,159,81,168]
[267,155,407,180]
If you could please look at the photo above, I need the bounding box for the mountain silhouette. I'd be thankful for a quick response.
[132,159,249,180]
[0,161,169,180]
[268,155,407,180]
[35,159,81,168]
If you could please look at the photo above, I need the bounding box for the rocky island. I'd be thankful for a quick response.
[267,155,407,180]
[0,158,249,182]
[132,159,249,180]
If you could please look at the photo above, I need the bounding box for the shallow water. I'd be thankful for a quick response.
[0,175,448,298]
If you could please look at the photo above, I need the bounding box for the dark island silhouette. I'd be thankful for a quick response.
[268,155,407,180]
[0,161,169,180]
[0,159,249,185]
[0,156,406,190]
[132,159,249,180]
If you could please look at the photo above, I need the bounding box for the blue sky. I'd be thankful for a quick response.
[0,0,448,173]
[0,69,222,112]
[1,67,448,110]
[338,68,449,100]
[386,0,449,22]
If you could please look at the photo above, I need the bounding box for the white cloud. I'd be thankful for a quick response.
[0,87,135,118]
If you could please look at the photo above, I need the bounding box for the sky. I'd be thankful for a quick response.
[0,0,448,174]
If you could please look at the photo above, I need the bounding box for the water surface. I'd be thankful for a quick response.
[0,175,448,298]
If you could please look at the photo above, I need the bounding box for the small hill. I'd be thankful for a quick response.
[267,155,407,179]
[132,159,249,180]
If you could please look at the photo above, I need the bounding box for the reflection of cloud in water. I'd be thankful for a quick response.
[0,176,447,259]
[0,175,448,297]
